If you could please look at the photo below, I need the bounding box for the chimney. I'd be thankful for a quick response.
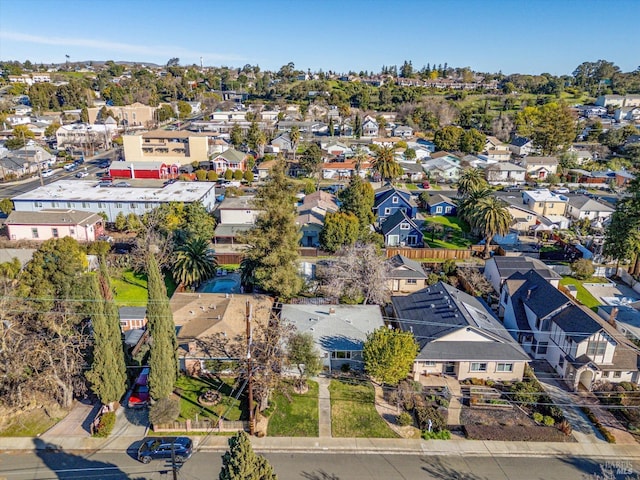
[609,307,618,327]
[329,307,336,315]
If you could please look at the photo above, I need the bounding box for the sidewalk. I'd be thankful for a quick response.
[2,433,640,460]
[316,376,331,438]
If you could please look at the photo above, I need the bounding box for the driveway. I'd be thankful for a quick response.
[530,360,605,444]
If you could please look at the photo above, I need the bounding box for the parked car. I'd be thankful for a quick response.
[41,169,54,178]
[63,163,77,171]
[135,367,150,386]
[127,384,150,408]
[97,180,113,187]
[422,181,431,189]
[98,161,111,169]
[137,437,193,464]
[115,181,131,188]
[553,187,570,194]
[75,171,89,178]
[73,157,85,165]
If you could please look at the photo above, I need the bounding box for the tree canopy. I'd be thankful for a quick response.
[363,327,418,385]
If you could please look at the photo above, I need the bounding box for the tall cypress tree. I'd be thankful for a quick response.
[146,253,178,401]
[219,431,277,480]
[240,161,302,299]
[86,260,127,407]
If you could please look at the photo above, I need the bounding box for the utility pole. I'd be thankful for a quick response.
[246,300,255,435]
[170,440,178,480]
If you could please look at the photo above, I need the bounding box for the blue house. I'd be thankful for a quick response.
[373,186,418,223]
[380,210,423,247]
[426,193,457,216]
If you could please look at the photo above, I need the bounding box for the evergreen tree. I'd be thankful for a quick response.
[219,431,277,480]
[86,260,127,408]
[239,161,302,299]
[363,327,418,385]
[338,174,375,237]
[146,254,178,401]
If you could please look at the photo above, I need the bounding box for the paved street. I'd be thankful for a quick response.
[2,451,638,480]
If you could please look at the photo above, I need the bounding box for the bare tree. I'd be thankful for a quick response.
[319,243,391,305]
[491,115,515,142]
[457,267,494,297]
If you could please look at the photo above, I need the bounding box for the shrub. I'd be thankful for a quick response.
[533,412,544,423]
[243,170,254,183]
[580,407,616,443]
[543,415,555,426]
[397,412,413,427]
[224,169,233,180]
[340,363,350,373]
[557,420,573,436]
[422,429,451,440]
[93,411,116,437]
[442,259,457,276]
[149,397,180,425]
[233,169,244,181]
[571,258,595,280]
[415,405,446,432]
[178,174,191,181]
[195,169,207,181]
[207,170,218,181]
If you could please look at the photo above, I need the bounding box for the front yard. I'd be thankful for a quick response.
[421,216,474,249]
[174,375,246,422]
[329,379,398,438]
[266,380,319,437]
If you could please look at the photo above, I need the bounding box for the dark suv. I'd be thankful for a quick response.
[137,437,193,464]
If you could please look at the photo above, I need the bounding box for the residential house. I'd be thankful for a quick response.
[322,140,352,157]
[393,125,414,138]
[373,186,418,223]
[5,209,104,242]
[386,254,428,294]
[399,161,425,182]
[484,255,561,294]
[296,191,339,247]
[391,282,529,381]
[426,193,457,216]
[595,94,640,108]
[615,107,640,123]
[56,123,117,152]
[321,159,372,180]
[11,180,216,222]
[422,155,461,182]
[256,159,278,180]
[509,136,535,156]
[523,156,558,179]
[216,196,261,225]
[361,116,379,137]
[598,306,640,345]
[88,102,157,126]
[0,148,51,179]
[210,149,247,174]
[500,270,571,359]
[522,189,568,217]
[547,304,640,390]
[565,196,615,223]
[485,163,526,185]
[271,133,294,153]
[171,292,273,373]
[506,204,539,233]
[118,307,147,332]
[380,209,423,247]
[122,129,209,166]
[280,303,385,372]
[484,136,511,161]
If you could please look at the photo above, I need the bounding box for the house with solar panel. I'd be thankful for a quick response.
[391,282,529,382]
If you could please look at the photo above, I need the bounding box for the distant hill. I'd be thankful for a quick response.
[52,60,162,68]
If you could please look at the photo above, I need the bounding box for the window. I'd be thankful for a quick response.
[558,357,564,368]
[424,361,436,367]
[445,206,452,213]
[52,202,58,208]
[613,371,622,378]
[587,340,607,357]
[51,228,59,238]
[97,202,105,208]
[538,342,548,354]
[31,228,39,239]
[400,223,410,230]
[549,203,554,208]
[331,351,351,359]
[116,203,122,208]
[407,279,417,285]
[384,208,391,215]
[130,203,137,209]
[67,202,72,208]
[392,196,398,204]
[538,203,543,208]
[470,362,487,372]
[496,363,513,372]
[436,206,442,214]
[602,371,610,378]
[70,228,75,234]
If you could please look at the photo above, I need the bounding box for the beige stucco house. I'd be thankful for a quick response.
[122,130,209,165]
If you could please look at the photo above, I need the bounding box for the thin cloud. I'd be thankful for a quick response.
[0,31,244,63]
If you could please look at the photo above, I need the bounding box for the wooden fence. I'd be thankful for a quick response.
[153,419,249,433]
[214,253,244,265]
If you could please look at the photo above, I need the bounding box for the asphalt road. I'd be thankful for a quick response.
[1,451,637,480]
[0,150,118,198]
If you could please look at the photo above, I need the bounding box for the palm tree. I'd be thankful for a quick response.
[372,145,403,183]
[171,237,217,289]
[471,197,513,258]
[457,168,488,197]
[457,187,493,226]
[290,126,300,161]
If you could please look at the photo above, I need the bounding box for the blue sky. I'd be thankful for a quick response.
[0,0,638,75]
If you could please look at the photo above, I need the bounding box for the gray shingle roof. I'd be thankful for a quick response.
[391,282,527,361]
[380,209,418,235]
[493,256,561,283]
[6,209,103,226]
[386,254,427,279]
[508,270,569,320]
[119,307,147,320]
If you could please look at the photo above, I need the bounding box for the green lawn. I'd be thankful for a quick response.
[175,376,246,422]
[267,381,319,437]
[112,269,177,306]
[422,216,474,249]
[559,277,602,309]
[329,380,397,438]
[112,270,148,306]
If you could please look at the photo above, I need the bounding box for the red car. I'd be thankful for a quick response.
[422,181,431,189]
[128,384,150,408]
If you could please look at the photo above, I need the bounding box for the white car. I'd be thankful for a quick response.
[553,188,570,194]
[75,171,89,178]
[41,169,54,178]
